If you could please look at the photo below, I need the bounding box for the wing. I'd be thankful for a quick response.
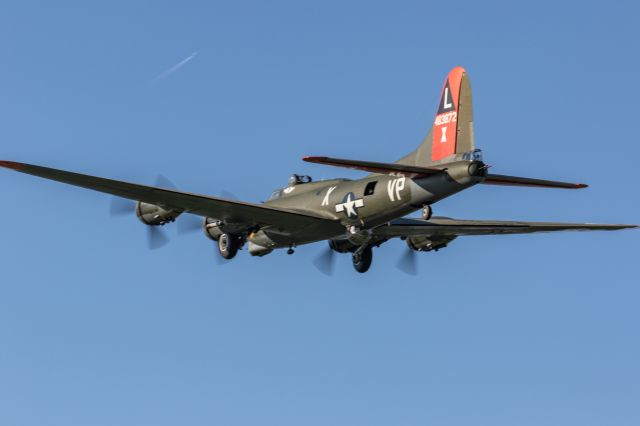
[0,160,335,231]
[373,217,637,238]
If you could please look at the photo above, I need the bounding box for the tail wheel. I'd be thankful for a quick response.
[352,246,373,273]
[218,233,240,259]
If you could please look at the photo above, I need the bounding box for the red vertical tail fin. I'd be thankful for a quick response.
[432,66,466,161]
[396,66,475,167]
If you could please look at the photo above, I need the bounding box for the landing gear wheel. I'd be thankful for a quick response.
[422,205,432,220]
[218,233,240,259]
[352,246,373,273]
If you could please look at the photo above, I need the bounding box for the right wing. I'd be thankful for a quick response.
[373,217,637,238]
[0,160,337,232]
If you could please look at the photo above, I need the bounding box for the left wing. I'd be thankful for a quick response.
[373,217,637,238]
[0,160,339,233]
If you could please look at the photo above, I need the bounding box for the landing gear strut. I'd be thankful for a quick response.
[218,233,241,259]
[352,246,373,273]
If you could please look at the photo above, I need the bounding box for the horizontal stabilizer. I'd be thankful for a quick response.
[483,174,588,189]
[303,156,444,178]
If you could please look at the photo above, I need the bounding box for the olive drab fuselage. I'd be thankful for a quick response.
[261,160,485,247]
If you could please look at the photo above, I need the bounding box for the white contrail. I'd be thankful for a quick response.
[151,51,198,83]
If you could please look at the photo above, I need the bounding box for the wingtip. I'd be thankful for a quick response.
[575,183,588,189]
[0,160,25,171]
[302,156,325,163]
[605,223,639,230]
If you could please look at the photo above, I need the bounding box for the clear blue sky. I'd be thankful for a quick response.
[1,1,638,425]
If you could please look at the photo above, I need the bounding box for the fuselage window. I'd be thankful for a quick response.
[364,181,377,196]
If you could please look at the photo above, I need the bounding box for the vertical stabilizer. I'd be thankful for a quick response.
[397,66,475,167]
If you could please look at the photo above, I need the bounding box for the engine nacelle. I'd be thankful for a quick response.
[247,241,273,257]
[136,202,180,225]
[406,235,455,252]
[247,230,275,257]
[203,217,224,240]
[203,218,247,241]
[328,238,359,253]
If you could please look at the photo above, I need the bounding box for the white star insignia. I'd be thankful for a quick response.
[335,193,364,217]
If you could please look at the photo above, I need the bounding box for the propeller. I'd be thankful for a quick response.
[110,196,171,250]
[177,189,236,235]
[154,174,176,189]
[220,190,238,200]
[396,246,418,275]
[108,174,178,250]
[177,213,203,235]
[109,197,135,216]
[109,174,175,217]
[313,245,336,276]
[109,174,240,249]
[147,226,170,250]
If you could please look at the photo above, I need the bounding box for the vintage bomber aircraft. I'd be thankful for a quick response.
[0,66,636,273]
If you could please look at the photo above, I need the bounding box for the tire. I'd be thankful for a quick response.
[218,233,240,259]
[352,246,373,273]
[422,205,432,220]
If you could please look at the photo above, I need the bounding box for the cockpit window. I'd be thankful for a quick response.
[364,181,377,196]
[288,174,313,185]
[268,189,282,200]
